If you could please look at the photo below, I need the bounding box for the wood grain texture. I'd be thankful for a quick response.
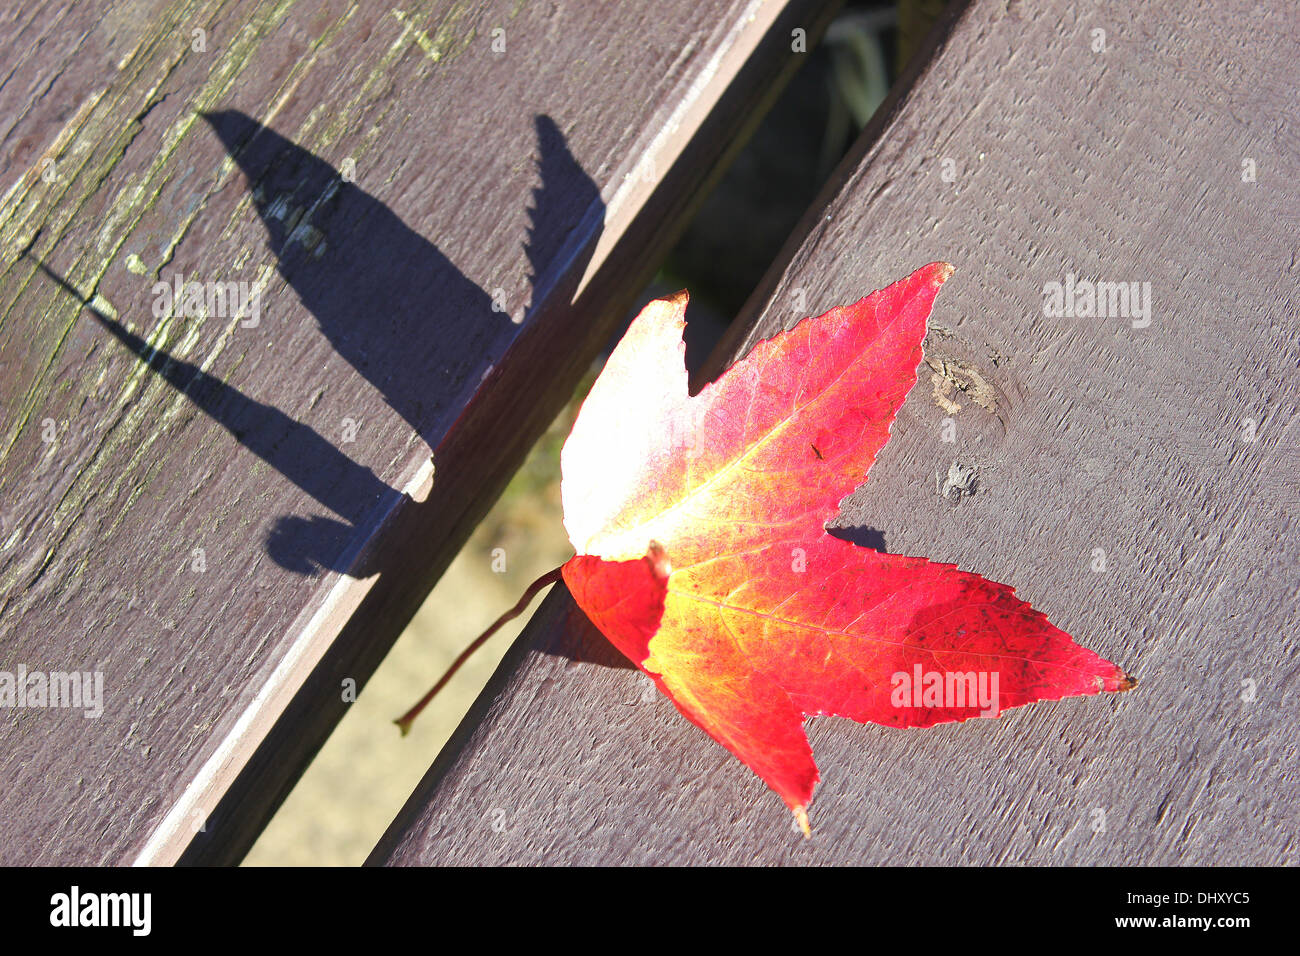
[372,0,1300,865]
[0,0,833,864]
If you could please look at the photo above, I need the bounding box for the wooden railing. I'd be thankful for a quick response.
[2,0,1295,866]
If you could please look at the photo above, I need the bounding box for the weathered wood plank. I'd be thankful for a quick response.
[0,0,835,864]
[371,0,1300,865]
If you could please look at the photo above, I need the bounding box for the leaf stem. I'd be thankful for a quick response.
[394,565,565,736]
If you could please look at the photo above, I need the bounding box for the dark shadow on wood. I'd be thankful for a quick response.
[26,254,393,576]
[39,113,603,577]
[205,111,601,575]
[557,594,638,670]
[831,524,889,552]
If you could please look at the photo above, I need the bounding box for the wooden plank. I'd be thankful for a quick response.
[0,0,835,865]
[371,0,1300,865]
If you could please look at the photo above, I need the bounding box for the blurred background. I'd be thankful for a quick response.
[245,0,941,866]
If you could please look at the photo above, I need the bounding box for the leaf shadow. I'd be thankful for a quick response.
[41,111,603,579]
[558,600,639,671]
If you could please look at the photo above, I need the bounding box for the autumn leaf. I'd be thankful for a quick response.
[559,263,1134,834]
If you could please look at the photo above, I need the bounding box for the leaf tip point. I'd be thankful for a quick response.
[794,806,811,839]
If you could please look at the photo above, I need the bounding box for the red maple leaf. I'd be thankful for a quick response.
[557,263,1135,834]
